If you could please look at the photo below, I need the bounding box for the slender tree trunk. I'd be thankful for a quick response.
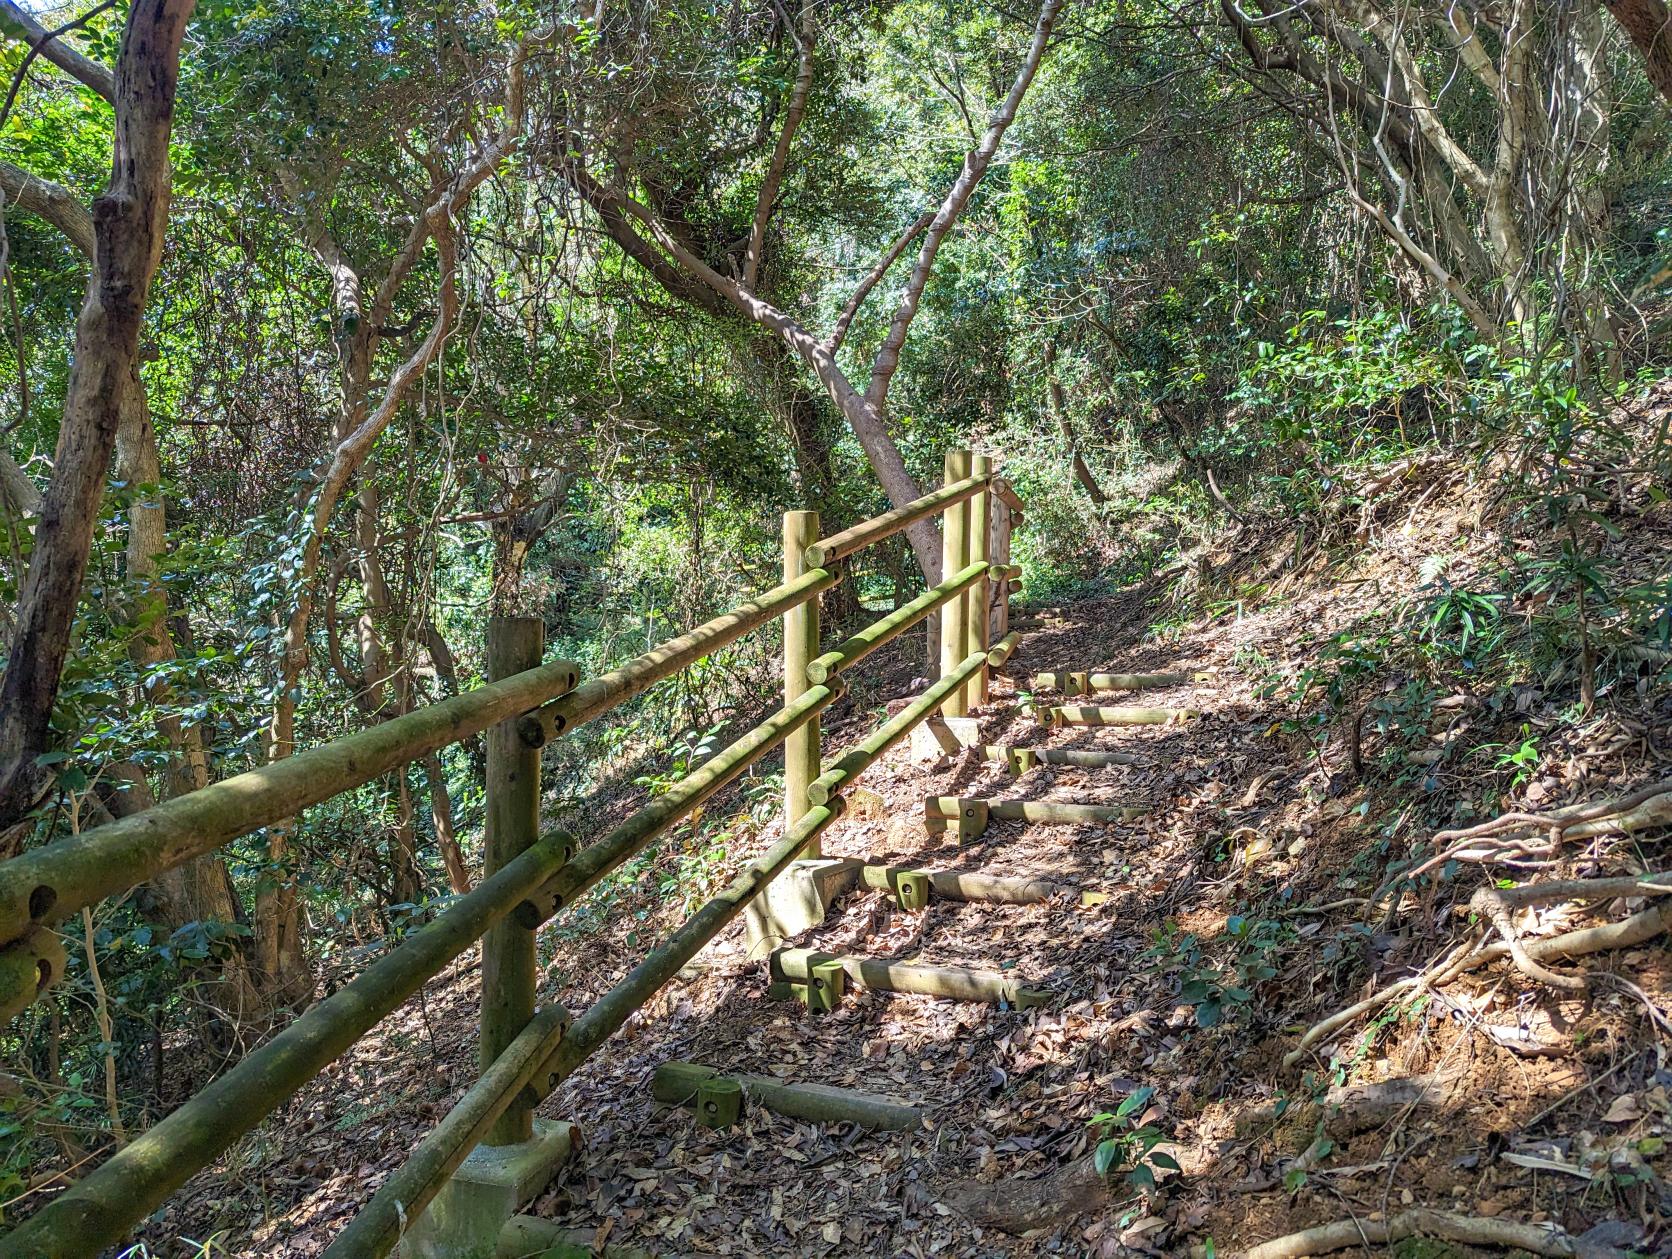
[1043,343,1107,505]
[1605,0,1672,103]
[0,0,198,841]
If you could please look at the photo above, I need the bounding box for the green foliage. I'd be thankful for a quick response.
[1089,1085,1177,1190]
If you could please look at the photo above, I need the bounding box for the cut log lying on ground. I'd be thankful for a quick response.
[498,1215,653,1259]
[771,948,1051,1007]
[941,1154,1107,1234]
[859,863,1076,905]
[652,1060,922,1130]
[1049,705,1198,727]
[1031,671,1197,693]
[989,799,1147,825]
[1285,901,1672,1068]
[977,744,1142,769]
[1224,1207,1630,1259]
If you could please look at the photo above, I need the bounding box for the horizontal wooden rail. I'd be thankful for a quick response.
[805,561,988,683]
[0,658,581,953]
[319,1004,573,1259]
[0,824,580,1259]
[335,799,845,1259]
[514,683,840,926]
[518,568,836,747]
[802,474,988,569]
[806,651,987,807]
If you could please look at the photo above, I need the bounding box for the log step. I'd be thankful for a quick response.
[859,863,1103,908]
[977,744,1142,772]
[925,795,1147,838]
[770,947,1051,1008]
[652,1060,923,1131]
[1048,704,1199,728]
[1032,670,1206,694]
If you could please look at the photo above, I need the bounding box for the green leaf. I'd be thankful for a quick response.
[1150,1151,1181,1172]
[1093,1139,1120,1176]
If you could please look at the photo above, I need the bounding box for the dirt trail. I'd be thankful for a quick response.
[146,501,1671,1258]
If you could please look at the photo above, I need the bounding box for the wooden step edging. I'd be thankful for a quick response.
[1031,670,1206,695]
[652,1061,923,1131]
[977,744,1142,774]
[925,795,1147,839]
[859,863,1105,909]
[1047,704,1200,728]
[769,948,1050,1009]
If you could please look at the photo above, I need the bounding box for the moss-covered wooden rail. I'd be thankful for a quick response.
[0,448,1023,1259]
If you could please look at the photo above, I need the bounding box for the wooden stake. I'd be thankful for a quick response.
[859,864,1067,906]
[967,454,992,707]
[783,511,821,855]
[1032,671,1197,693]
[938,450,971,716]
[1050,705,1199,727]
[653,1061,923,1131]
[482,615,543,1146]
[978,744,1142,769]
[771,948,1050,1008]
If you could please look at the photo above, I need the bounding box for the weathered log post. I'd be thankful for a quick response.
[483,616,545,1146]
[939,450,972,716]
[783,510,821,855]
[967,455,992,707]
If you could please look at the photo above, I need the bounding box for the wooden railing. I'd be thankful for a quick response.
[0,449,1022,1259]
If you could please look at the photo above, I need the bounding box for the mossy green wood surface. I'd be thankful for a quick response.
[965,454,992,708]
[986,630,1021,667]
[892,870,929,911]
[801,473,987,569]
[652,1061,922,1131]
[0,827,579,1259]
[527,801,843,1102]
[805,562,987,684]
[517,567,836,747]
[782,511,821,852]
[1051,705,1199,727]
[0,926,66,1024]
[859,865,1066,905]
[0,656,580,954]
[483,617,544,1146]
[770,948,1050,1007]
[938,450,972,718]
[987,800,1148,825]
[978,745,1141,769]
[695,1076,743,1128]
[801,958,847,1013]
[497,1216,654,1259]
[924,795,989,839]
[320,1003,573,1259]
[330,800,843,1259]
[1032,671,1193,692]
[515,683,840,926]
[805,650,986,806]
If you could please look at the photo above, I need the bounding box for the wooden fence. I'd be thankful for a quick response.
[0,449,1022,1259]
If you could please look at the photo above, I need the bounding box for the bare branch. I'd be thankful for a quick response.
[744,4,815,292]
[864,0,1065,414]
[0,0,115,104]
[827,211,932,354]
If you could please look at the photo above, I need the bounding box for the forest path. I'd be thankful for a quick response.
[519,577,1342,1257]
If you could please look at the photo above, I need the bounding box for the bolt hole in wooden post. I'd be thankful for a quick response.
[482,615,545,1147]
[29,885,54,920]
[783,510,821,856]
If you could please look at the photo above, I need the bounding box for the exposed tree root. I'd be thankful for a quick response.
[1369,780,1672,912]
[1222,1207,1629,1258]
[939,1155,1107,1234]
[1284,902,1672,1068]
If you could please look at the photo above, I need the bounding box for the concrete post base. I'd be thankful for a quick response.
[909,715,980,761]
[397,1119,576,1259]
[744,857,860,959]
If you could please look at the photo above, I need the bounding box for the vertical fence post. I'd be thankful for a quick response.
[482,615,543,1146]
[939,449,971,716]
[967,454,992,706]
[783,510,821,856]
[991,493,1012,642]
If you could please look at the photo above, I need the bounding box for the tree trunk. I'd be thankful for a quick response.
[0,0,198,842]
[1606,0,1672,103]
[1043,342,1107,504]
